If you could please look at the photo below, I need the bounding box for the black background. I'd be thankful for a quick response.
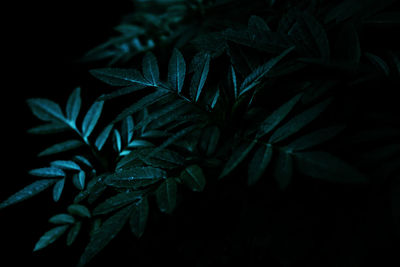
[1,1,399,267]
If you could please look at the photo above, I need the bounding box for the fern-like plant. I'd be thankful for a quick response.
[2,0,400,266]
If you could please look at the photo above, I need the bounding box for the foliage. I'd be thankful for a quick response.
[2,0,400,266]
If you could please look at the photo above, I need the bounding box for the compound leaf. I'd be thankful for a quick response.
[27,98,65,122]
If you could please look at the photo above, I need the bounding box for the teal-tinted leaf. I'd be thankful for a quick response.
[127,140,154,148]
[248,15,271,41]
[248,143,273,186]
[53,178,65,202]
[27,98,65,122]
[210,87,220,110]
[142,52,159,86]
[239,46,295,96]
[93,191,142,216]
[38,139,84,157]
[261,97,304,135]
[90,68,152,87]
[77,204,134,267]
[285,126,346,152]
[112,90,170,123]
[72,171,86,190]
[98,84,148,101]
[121,116,134,145]
[66,87,81,124]
[168,48,186,93]
[33,225,69,252]
[181,165,206,192]
[28,123,70,135]
[190,53,210,102]
[130,197,149,238]
[294,151,367,183]
[0,179,57,210]
[104,166,166,189]
[95,124,113,151]
[82,100,104,139]
[29,167,65,178]
[49,214,75,224]
[365,52,390,76]
[274,151,293,190]
[199,126,220,156]
[74,155,93,168]
[219,140,257,179]
[230,65,238,99]
[156,178,177,214]
[269,98,332,143]
[113,129,122,152]
[50,160,81,171]
[68,204,91,218]
[141,148,185,167]
[67,221,82,246]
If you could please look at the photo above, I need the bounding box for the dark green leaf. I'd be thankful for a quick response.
[181,165,206,192]
[248,15,271,41]
[27,123,70,135]
[230,65,238,99]
[66,87,81,124]
[190,53,211,102]
[90,68,152,87]
[219,140,257,179]
[93,191,142,216]
[82,100,104,139]
[199,126,220,156]
[72,171,86,191]
[285,126,346,152]
[256,93,303,138]
[365,52,390,76]
[77,204,134,267]
[67,222,82,246]
[121,116,134,145]
[113,129,122,153]
[104,166,166,189]
[274,151,293,190]
[95,124,114,151]
[269,98,332,143]
[129,197,149,238]
[142,52,159,86]
[168,48,186,93]
[294,151,367,183]
[156,178,177,214]
[33,225,69,252]
[49,214,75,224]
[27,98,65,122]
[248,143,273,186]
[38,140,84,157]
[98,84,148,101]
[68,204,91,218]
[53,178,65,202]
[0,179,57,210]
[50,160,81,171]
[29,167,65,178]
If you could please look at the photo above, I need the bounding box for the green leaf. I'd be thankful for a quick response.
[274,151,293,190]
[142,52,159,86]
[53,178,65,202]
[29,167,65,178]
[190,53,211,102]
[67,204,91,218]
[293,151,367,183]
[82,100,104,139]
[112,90,170,123]
[219,140,257,179]
[104,166,167,189]
[285,126,346,152]
[129,197,149,238]
[27,123,70,135]
[239,46,295,96]
[365,52,390,76]
[50,160,81,171]
[66,87,81,124]
[33,225,69,252]
[27,98,65,122]
[168,48,186,93]
[72,171,86,190]
[269,98,332,143]
[93,191,142,216]
[248,143,273,186]
[49,214,75,224]
[156,178,177,214]
[38,140,84,157]
[77,204,134,267]
[0,179,57,210]
[90,68,152,87]
[67,222,82,246]
[95,124,114,151]
[181,165,206,192]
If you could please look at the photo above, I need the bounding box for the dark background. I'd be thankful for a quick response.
[1,1,399,267]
